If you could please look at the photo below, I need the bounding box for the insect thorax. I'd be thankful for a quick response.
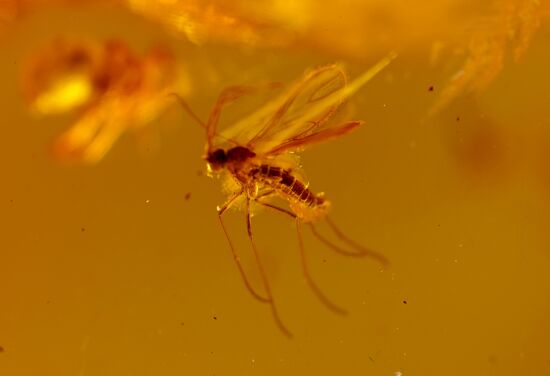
[209,148,330,222]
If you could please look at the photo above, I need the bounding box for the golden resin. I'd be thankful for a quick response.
[1,1,550,375]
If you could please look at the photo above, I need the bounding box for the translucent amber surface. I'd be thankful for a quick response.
[0,1,549,375]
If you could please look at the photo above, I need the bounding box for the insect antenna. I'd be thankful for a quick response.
[169,92,239,147]
[168,92,207,129]
[204,83,283,152]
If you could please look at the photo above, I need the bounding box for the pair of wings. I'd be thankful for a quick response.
[206,53,396,157]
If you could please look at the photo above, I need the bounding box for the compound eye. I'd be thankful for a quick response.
[207,149,227,165]
[213,149,227,162]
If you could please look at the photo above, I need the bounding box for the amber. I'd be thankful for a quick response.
[1,1,549,375]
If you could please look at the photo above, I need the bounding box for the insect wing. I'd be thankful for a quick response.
[246,64,347,154]
[222,54,396,155]
[265,120,362,155]
[217,65,344,149]
[259,53,397,155]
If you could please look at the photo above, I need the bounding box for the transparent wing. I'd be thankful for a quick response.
[265,120,362,155]
[220,64,346,152]
[221,53,396,155]
[246,64,347,151]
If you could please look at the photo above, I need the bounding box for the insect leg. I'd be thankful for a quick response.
[255,200,295,218]
[309,218,389,267]
[245,197,293,338]
[217,191,270,303]
[255,200,347,315]
[325,216,389,266]
[295,220,348,315]
[254,189,276,200]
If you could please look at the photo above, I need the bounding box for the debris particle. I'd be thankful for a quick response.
[145,199,150,204]
[456,116,461,122]
[0,346,4,353]
[428,85,434,91]
[213,316,217,320]
[403,300,408,304]
[81,227,86,232]
[184,192,191,200]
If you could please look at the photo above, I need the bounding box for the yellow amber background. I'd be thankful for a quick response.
[1,2,549,375]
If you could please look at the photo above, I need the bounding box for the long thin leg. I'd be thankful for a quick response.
[217,191,270,303]
[325,216,389,267]
[295,220,348,315]
[255,200,347,316]
[309,224,367,258]
[252,197,387,267]
[255,200,294,218]
[255,189,276,200]
[245,197,293,338]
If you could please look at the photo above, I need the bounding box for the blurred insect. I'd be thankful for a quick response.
[430,0,542,114]
[21,38,186,163]
[176,54,395,337]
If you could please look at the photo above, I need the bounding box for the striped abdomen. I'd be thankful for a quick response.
[250,164,325,207]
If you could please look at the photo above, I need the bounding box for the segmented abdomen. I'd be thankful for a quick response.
[250,164,325,207]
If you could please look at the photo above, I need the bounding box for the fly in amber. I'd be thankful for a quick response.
[178,53,395,337]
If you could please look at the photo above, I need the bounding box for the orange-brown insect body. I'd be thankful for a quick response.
[179,55,396,337]
[207,146,329,222]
